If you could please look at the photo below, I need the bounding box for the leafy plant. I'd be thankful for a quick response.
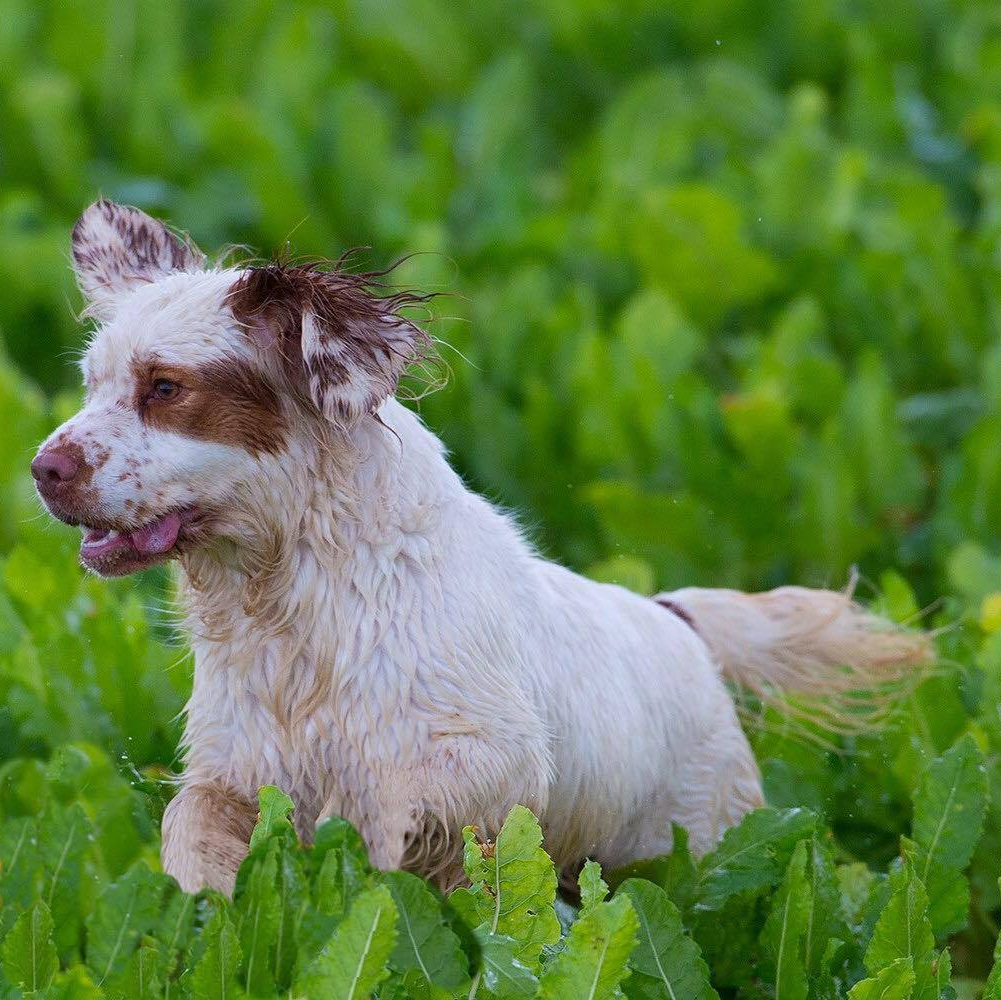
[4,0,1001,994]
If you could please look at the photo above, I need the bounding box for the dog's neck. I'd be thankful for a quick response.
[178,398,458,648]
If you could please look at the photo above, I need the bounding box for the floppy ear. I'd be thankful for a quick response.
[71,199,205,318]
[227,263,431,425]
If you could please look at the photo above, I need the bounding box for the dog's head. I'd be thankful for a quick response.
[32,200,429,576]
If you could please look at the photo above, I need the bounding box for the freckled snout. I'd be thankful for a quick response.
[31,443,82,492]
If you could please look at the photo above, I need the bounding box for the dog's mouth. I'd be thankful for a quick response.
[79,508,201,576]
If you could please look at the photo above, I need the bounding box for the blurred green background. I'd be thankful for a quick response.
[5,0,1001,984]
[5,0,1001,600]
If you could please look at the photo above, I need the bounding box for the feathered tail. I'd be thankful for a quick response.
[655,584,932,728]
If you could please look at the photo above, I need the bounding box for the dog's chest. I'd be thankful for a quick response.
[186,626,431,832]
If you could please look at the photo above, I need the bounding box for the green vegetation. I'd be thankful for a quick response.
[3,0,1001,995]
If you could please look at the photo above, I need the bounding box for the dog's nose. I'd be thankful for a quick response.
[31,446,81,486]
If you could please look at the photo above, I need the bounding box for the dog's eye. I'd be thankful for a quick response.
[152,379,180,401]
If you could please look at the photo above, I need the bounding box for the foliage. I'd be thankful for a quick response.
[3,0,1001,995]
[7,776,1001,998]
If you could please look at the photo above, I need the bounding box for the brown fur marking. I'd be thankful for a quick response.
[132,357,286,456]
[72,200,204,299]
[654,597,699,634]
[226,258,434,418]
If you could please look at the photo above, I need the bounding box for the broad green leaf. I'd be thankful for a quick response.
[848,958,917,1000]
[312,836,368,918]
[919,864,969,946]
[690,891,761,990]
[86,863,165,984]
[44,966,106,1000]
[759,840,810,1000]
[1,899,58,992]
[105,936,164,1000]
[45,742,148,877]
[294,883,398,1000]
[617,879,718,1000]
[234,838,281,996]
[864,864,943,1000]
[838,863,877,934]
[697,808,816,910]
[295,815,371,973]
[579,860,610,914]
[609,825,698,917]
[39,801,91,954]
[154,885,196,987]
[0,816,42,937]
[934,948,952,995]
[985,910,1001,1000]
[383,870,468,989]
[249,785,296,851]
[460,805,560,968]
[189,908,244,1000]
[273,833,310,990]
[910,735,987,937]
[311,815,370,876]
[537,894,638,1000]
[471,929,539,999]
[805,837,849,973]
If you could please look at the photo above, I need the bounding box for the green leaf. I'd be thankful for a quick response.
[579,861,610,915]
[910,734,987,937]
[804,837,849,973]
[697,808,817,910]
[617,879,718,1000]
[189,907,244,1000]
[1,899,58,992]
[105,936,164,1000]
[249,785,295,851]
[234,837,281,996]
[759,840,810,1000]
[153,885,196,986]
[537,894,639,1000]
[459,805,560,969]
[44,965,106,1000]
[294,883,398,1000]
[311,815,370,877]
[0,816,42,937]
[609,826,698,917]
[848,958,917,1000]
[296,822,371,973]
[983,890,1001,1000]
[472,929,539,999]
[273,832,310,990]
[312,836,368,918]
[85,863,165,984]
[864,864,943,1000]
[39,801,91,954]
[383,870,468,989]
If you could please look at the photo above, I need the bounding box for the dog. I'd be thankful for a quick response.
[32,200,931,895]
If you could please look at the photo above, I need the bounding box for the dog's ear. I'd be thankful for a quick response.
[71,200,205,318]
[228,264,430,425]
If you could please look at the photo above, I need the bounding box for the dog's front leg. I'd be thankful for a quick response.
[161,781,258,895]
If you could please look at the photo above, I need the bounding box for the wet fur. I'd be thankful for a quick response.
[39,201,931,896]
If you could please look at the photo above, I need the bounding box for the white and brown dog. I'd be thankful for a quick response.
[33,200,929,894]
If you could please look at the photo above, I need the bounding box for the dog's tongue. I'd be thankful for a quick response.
[129,512,182,554]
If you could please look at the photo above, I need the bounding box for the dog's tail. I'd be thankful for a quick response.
[655,584,932,726]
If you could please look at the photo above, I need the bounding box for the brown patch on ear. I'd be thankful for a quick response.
[133,358,286,456]
[71,199,204,317]
[227,258,433,423]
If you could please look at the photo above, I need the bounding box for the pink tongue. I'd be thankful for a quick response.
[129,512,181,555]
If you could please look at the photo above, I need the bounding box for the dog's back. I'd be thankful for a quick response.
[37,201,930,894]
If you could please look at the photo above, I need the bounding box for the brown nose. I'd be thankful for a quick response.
[31,446,81,487]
